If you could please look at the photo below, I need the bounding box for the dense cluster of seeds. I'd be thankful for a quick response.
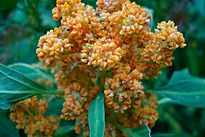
[10,96,59,137]
[10,0,186,136]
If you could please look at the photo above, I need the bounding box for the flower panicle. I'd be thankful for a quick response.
[10,96,59,137]
[22,0,187,136]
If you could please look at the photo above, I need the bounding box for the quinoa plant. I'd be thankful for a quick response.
[1,0,205,137]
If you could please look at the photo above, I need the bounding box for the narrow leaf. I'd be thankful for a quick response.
[152,69,205,108]
[88,91,105,137]
[107,117,151,137]
[9,63,55,83]
[117,125,151,137]
[0,63,61,109]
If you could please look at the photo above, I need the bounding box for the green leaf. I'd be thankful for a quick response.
[167,69,196,84]
[55,124,75,137]
[129,126,151,137]
[88,91,105,137]
[117,125,151,137]
[0,110,19,137]
[152,69,205,108]
[0,63,62,109]
[107,117,151,137]
[9,63,56,84]
[152,132,192,137]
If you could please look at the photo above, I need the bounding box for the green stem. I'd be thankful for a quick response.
[164,112,182,132]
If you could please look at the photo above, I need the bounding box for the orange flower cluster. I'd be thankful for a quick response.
[35,0,186,136]
[10,96,59,137]
[106,93,158,128]
[61,82,98,136]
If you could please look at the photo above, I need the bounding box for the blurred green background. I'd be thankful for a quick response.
[0,0,205,137]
